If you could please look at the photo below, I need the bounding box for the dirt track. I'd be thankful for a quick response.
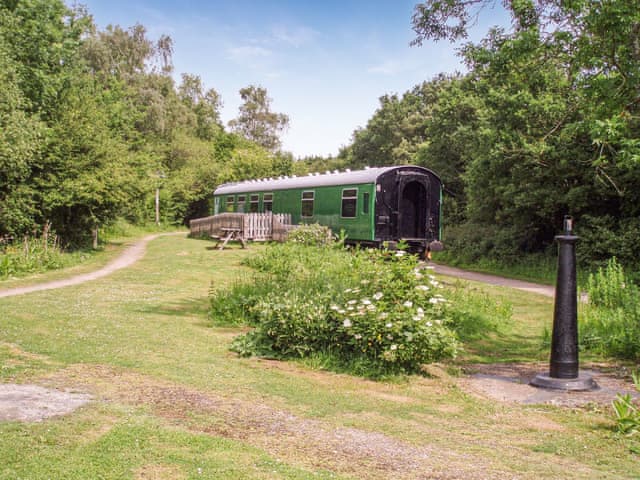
[431,264,555,297]
[0,232,186,299]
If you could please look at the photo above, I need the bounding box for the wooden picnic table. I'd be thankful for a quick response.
[213,227,246,250]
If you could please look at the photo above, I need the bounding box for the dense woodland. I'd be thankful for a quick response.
[1,0,639,270]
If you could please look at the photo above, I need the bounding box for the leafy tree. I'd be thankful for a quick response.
[0,37,43,236]
[406,0,640,265]
[229,85,289,151]
[178,73,223,140]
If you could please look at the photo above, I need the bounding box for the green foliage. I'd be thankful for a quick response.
[213,243,511,377]
[612,372,640,438]
[338,0,640,272]
[287,224,334,246]
[580,258,640,360]
[0,230,65,279]
[228,85,290,152]
[0,0,290,250]
[445,285,513,342]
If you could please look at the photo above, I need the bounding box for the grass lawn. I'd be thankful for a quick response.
[0,235,637,479]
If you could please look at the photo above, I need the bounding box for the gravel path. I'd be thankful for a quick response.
[0,232,185,299]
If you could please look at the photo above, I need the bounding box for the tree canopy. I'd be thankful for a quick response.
[2,0,637,269]
[0,0,291,247]
[337,0,640,267]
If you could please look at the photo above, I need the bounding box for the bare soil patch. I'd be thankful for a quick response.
[40,364,504,480]
[0,384,92,422]
[3,361,637,478]
[462,362,640,407]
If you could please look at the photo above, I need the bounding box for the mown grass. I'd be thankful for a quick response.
[0,221,183,290]
[0,236,638,479]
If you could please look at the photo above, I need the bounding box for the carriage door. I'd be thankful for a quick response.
[397,174,428,239]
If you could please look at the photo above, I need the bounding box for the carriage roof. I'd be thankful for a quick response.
[213,165,438,195]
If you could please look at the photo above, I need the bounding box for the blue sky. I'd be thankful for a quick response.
[77,1,510,158]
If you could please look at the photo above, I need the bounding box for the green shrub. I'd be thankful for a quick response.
[580,258,640,360]
[286,223,334,246]
[214,243,510,377]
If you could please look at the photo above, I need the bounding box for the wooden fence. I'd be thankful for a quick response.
[189,213,295,243]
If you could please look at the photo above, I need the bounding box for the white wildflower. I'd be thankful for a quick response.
[373,292,383,300]
[385,322,393,328]
[429,298,439,304]
[354,334,362,340]
[347,300,357,305]
[417,307,424,315]
[343,319,352,327]
[361,299,372,305]
[390,344,398,351]
[403,300,413,308]
[426,321,433,327]
[366,304,376,311]
[361,279,370,285]
[395,251,406,257]
[412,315,422,321]
[330,305,340,311]
[378,312,389,320]
[415,285,430,291]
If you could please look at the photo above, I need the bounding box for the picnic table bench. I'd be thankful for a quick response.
[190,212,295,247]
[213,227,246,250]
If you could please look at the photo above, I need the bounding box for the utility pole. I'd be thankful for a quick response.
[155,187,160,226]
[155,171,165,226]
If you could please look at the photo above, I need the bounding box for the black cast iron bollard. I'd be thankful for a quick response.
[550,216,579,378]
[531,216,597,391]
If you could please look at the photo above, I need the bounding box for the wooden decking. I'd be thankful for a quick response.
[189,213,295,248]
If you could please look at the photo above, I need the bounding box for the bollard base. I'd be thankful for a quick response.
[530,372,598,391]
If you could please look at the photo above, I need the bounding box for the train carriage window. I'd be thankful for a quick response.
[362,192,370,214]
[301,191,314,217]
[226,196,235,212]
[237,195,246,213]
[341,188,357,218]
[263,193,273,212]
[249,194,259,213]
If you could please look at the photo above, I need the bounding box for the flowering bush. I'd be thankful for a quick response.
[216,243,471,376]
[286,223,334,246]
[325,251,459,372]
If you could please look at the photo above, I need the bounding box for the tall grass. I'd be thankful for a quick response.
[580,258,640,360]
[0,229,66,279]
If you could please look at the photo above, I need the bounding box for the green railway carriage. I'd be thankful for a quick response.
[213,165,443,254]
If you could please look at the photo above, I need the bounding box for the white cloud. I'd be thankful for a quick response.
[271,25,318,47]
[367,60,402,75]
[227,45,273,64]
